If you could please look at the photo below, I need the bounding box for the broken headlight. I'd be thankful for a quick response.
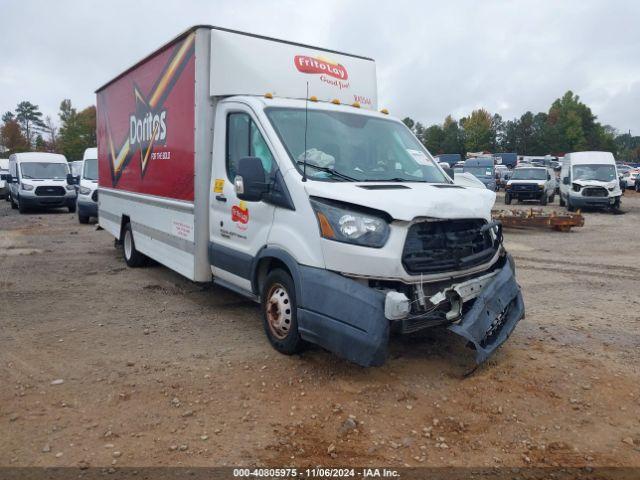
[310,197,390,248]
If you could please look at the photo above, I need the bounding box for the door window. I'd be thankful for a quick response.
[226,112,275,180]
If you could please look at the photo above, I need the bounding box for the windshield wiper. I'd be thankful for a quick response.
[296,161,358,182]
[362,177,426,182]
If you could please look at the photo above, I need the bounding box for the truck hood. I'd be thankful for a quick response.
[573,179,618,189]
[304,182,496,221]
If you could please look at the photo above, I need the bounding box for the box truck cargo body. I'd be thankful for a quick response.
[97,26,524,366]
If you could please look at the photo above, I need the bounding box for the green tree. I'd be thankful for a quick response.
[441,115,464,154]
[402,117,415,131]
[461,109,493,152]
[0,119,29,154]
[57,100,97,160]
[422,124,445,154]
[15,101,46,145]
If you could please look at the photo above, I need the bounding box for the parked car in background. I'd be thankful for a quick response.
[494,152,517,169]
[463,157,496,190]
[559,151,621,211]
[69,160,83,177]
[7,152,77,213]
[435,153,462,166]
[504,167,555,205]
[71,147,99,223]
[616,164,632,176]
[0,158,9,199]
[495,164,510,190]
[621,169,639,189]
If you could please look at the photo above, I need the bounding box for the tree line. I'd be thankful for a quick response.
[0,100,96,161]
[403,91,640,162]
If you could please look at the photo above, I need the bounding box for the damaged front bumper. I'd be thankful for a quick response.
[297,257,524,367]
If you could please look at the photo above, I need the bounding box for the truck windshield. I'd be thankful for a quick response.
[83,159,98,180]
[572,164,616,182]
[511,168,547,180]
[464,166,493,177]
[20,162,68,180]
[265,108,447,183]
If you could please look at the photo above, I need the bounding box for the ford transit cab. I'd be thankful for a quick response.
[559,151,621,211]
[8,152,77,213]
[75,147,99,223]
[96,26,525,367]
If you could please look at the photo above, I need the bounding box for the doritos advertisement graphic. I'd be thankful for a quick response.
[97,33,196,201]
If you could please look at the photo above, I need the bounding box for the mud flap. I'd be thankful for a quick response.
[296,266,389,367]
[448,260,525,364]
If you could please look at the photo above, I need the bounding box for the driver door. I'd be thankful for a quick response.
[209,103,277,291]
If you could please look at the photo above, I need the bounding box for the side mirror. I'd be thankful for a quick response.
[562,176,570,185]
[547,173,551,180]
[442,166,455,179]
[0,173,8,181]
[6,174,15,183]
[234,157,268,202]
[67,174,79,185]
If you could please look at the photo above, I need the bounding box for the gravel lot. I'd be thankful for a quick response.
[1,191,639,468]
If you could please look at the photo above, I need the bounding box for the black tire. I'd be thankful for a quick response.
[78,212,89,224]
[504,193,512,205]
[559,195,565,207]
[540,193,548,206]
[68,203,76,213]
[18,197,27,214]
[549,194,555,204]
[10,194,17,209]
[122,222,147,268]
[261,269,305,356]
[566,197,575,212]
[636,183,640,192]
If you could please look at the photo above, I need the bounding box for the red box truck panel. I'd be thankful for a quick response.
[97,32,196,201]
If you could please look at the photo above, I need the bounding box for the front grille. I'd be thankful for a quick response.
[582,186,608,197]
[91,190,98,202]
[35,186,65,196]
[402,219,497,275]
[512,183,538,192]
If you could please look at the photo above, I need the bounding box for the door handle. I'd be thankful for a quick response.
[215,195,227,202]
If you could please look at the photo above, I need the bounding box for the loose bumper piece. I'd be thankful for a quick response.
[448,259,525,364]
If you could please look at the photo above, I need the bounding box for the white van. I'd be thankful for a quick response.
[559,151,621,211]
[0,158,9,199]
[7,152,77,213]
[73,147,99,223]
[97,26,524,367]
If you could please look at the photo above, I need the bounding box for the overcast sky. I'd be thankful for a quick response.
[1,0,639,133]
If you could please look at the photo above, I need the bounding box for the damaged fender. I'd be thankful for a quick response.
[448,257,525,364]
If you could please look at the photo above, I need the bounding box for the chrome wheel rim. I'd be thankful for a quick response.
[124,229,132,260]
[266,283,292,340]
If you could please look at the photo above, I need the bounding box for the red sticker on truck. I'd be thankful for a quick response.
[97,33,196,201]
[294,55,348,80]
[231,204,249,224]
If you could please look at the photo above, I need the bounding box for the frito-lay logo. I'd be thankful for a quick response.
[231,204,249,224]
[294,55,348,80]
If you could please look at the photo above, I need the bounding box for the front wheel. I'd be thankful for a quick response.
[10,194,17,209]
[540,193,548,206]
[122,223,147,268]
[504,193,512,205]
[636,183,640,192]
[261,269,305,356]
[78,212,89,224]
[566,197,575,212]
[559,195,565,207]
[68,203,76,213]
[549,193,555,204]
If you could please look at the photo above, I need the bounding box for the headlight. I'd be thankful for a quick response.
[66,185,76,191]
[21,183,34,191]
[79,186,91,195]
[572,183,582,192]
[538,184,544,189]
[505,184,512,190]
[309,197,390,248]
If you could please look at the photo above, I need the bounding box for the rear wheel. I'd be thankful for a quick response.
[122,223,147,268]
[261,269,305,355]
[540,193,548,206]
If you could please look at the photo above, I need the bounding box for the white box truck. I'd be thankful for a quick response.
[96,26,524,367]
[559,151,621,211]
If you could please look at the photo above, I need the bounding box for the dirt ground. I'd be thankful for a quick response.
[1,190,639,470]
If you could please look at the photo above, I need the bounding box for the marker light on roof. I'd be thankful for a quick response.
[309,96,318,102]
[380,108,389,115]
[351,102,360,108]
[331,99,341,105]
[264,93,273,99]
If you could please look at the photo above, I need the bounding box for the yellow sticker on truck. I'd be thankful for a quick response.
[213,178,225,193]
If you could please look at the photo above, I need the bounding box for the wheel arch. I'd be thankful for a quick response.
[251,247,302,299]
